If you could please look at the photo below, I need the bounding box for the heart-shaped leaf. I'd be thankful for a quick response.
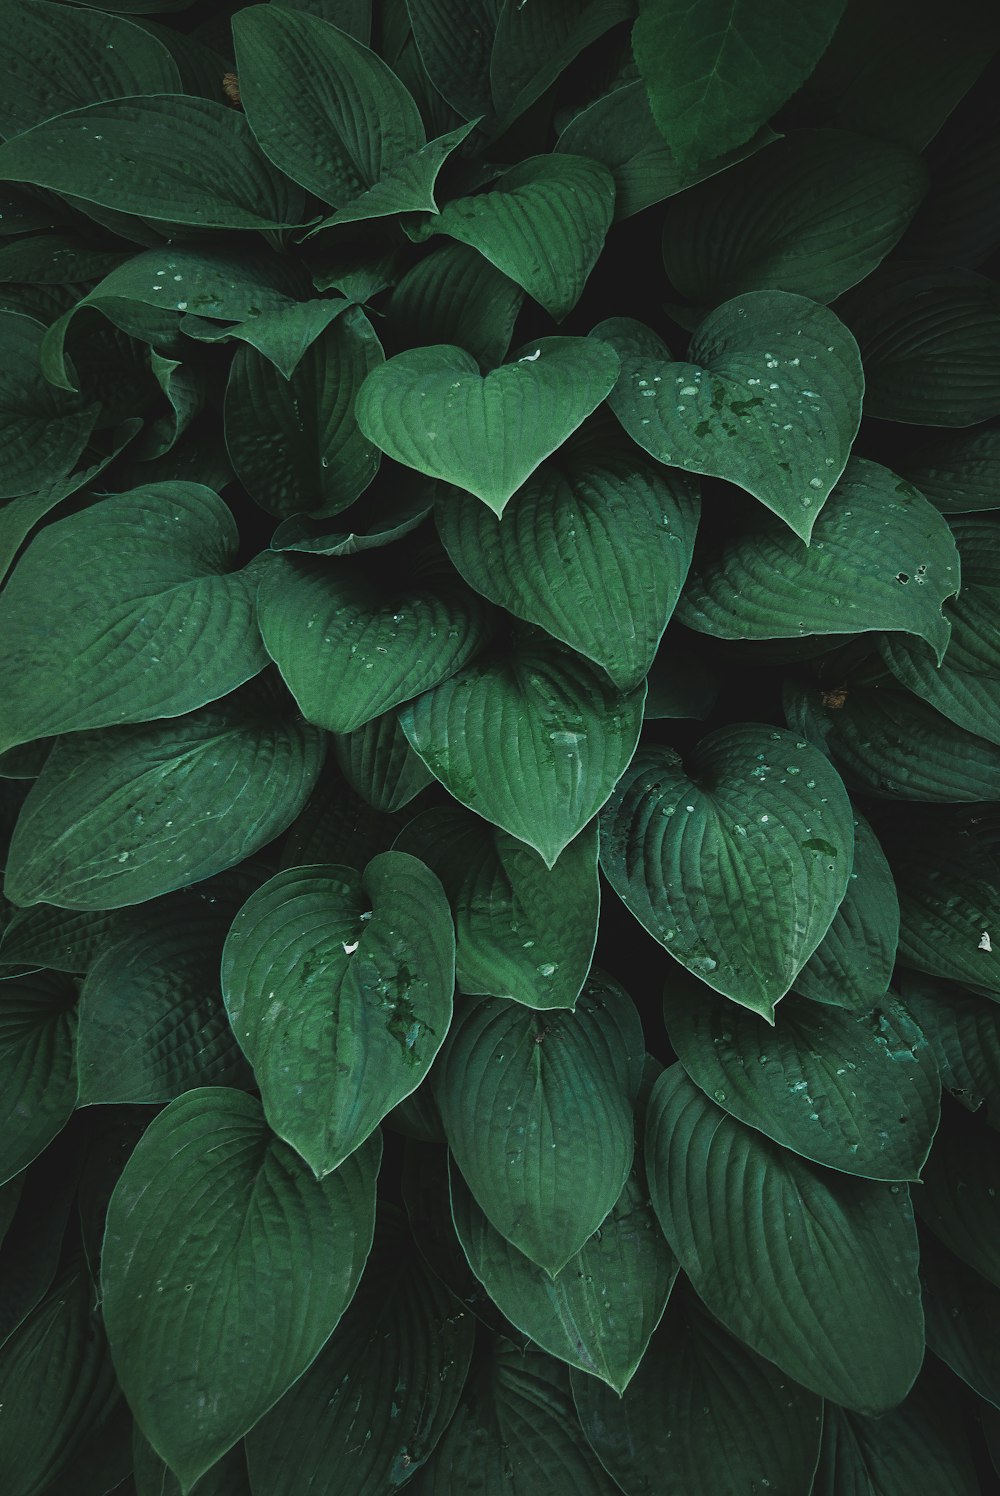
[3,676,326,911]
[646,1066,924,1413]
[900,971,1000,1117]
[436,423,700,690]
[677,457,959,662]
[0,483,268,753]
[257,545,493,734]
[434,976,644,1274]
[0,970,78,1187]
[596,294,863,541]
[101,1089,380,1494]
[394,808,599,1010]
[0,311,97,499]
[416,155,614,321]
[401,628,645,867]
[355,336,620,516]
[221,854,455,1177]
[599,727,855,1018]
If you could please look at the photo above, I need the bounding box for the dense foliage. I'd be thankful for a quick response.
[1,0,1000,1492]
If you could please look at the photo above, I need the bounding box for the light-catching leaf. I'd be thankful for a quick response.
[0,969,78,1187]
[101,1089,380,1494]
[596,294,863,541]
[221,855,455,1176]
[645,1066,924,1413]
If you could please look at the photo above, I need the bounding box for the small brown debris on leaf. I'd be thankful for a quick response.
[820,686,848,709]
[222,72,241,105]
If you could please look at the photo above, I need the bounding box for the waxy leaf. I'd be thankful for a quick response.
[404,0,499,122]
[896,427,1000,514]
[600,728,854,1018]
[571,1280,823,1496]
[386,243,524,369]
[102,1090,380,1494]
[0,969,78,1187]
[434,977,644,1274]
[436,425,700,690]
[646,1066,924,1413]
[4,676,326,911]
[664,978,940,1179]
[900,971,1000,1116]
[355,337,621,516]
[0,903,123,974]
[488,0,633,133]
[0,483,268,753]
[270,480,433,558]
[221,854,454,1176]
[394,808,599,1011]
[677,457,959,662]
[278,759,415,875]
[915,1104,1000,1288]
[597,295,863,541]
[0,311,96,499]
[331,711,434,813]
[401,628,645,867]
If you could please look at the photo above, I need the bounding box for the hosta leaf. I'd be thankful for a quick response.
[404,0,500,122]
[632,0,846,165]
[0,904,124,973]
[400,628,645,867]
[0,97,299,229]
[184,297,352,381]
[331,711,434,813]
[915,1104,1000,1286]
[417,1337,619,1495]
[596,295,863,541]
[102,1090,380,1494]
[77,876,260,1105]
[785,673,1000,802]
[646,1066,924,1413]
[134,1433,251,1496]
[571,1279,823,1496]
[224,308,383,519]
[0,483,268,753]
[271,480,433,557]
[0,0,181,136]
[436,424,699,690]
[599,728,854,1018]
[386,243,524,369]
[416,155,614,322]
[0,969,77,1187]
[795,810,899,1011]
[449,1151,677,1393]
[434,978,644,1274]
[394,808,599,1011]
[900,971,1000,1115]
[838,264,1000,426]
[221,855,454,1177]
[257,545,492,734]
[662,129,927,306]
[0,312,97,500]
[663,978,940,1179]
[356,337,620,516]
[0,1140,78,1350]
[278,759,414,874]
[3,676,325,911]
[488,0,633,133]
[676,457,959,661]
[922,1231,1000,1408]
[896,427,1000,514]
[245,1207,475,1494]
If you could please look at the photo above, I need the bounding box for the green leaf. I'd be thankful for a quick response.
[449,1150,676,1393]
[632,0,846,165]
[331,711,434,812]
[101,1089,380,1494]
[270,479,432,556]
[896,427,1000,514]
[0,232,125,286]
[278,758,415,874]
[3,676,326,911]
[662,129,927,306]
[400,628,645,867]
[405,0,500,122]
[922,1230,1000,1409]
[645,1066,924,1413]
[244,1207,475,1493]
[257,544,492,734]
[77,876,260,1105]
[900,971,1000,1116]
[434,977,643,1274]
[0,1144,78,1351]
[386,243,524,369]
[915,1104,1000,1287]
[571,1279,823,1496]
[599,728,854,1018]
[182,298,352,381]
[134,1433,251,1496]
[416,1336,619,1495]
[795,810,899,1011]
[556,79,778,220]
[221,854,455,1177]
[0,311,97,499]
[488,0,634,134]
[417,155,615,321]
[394,808,599,1011]
[596,295,863,541]
[677,457,958,660]
[664,978,940,1180]
[0,969,77,1187]
[0,0,181,135]
[356,337,620,516]
[436,423,699,691]
[0,483,268,753]
[838,264,1000,426]
[224,307,383,519]
[233,4,471,224]
[643,626,721,720]
[0,97,300,229]
[0,904,124,974]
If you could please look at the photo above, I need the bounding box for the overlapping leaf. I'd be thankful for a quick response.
[0,969,78,1187]
[0,311,97,499]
